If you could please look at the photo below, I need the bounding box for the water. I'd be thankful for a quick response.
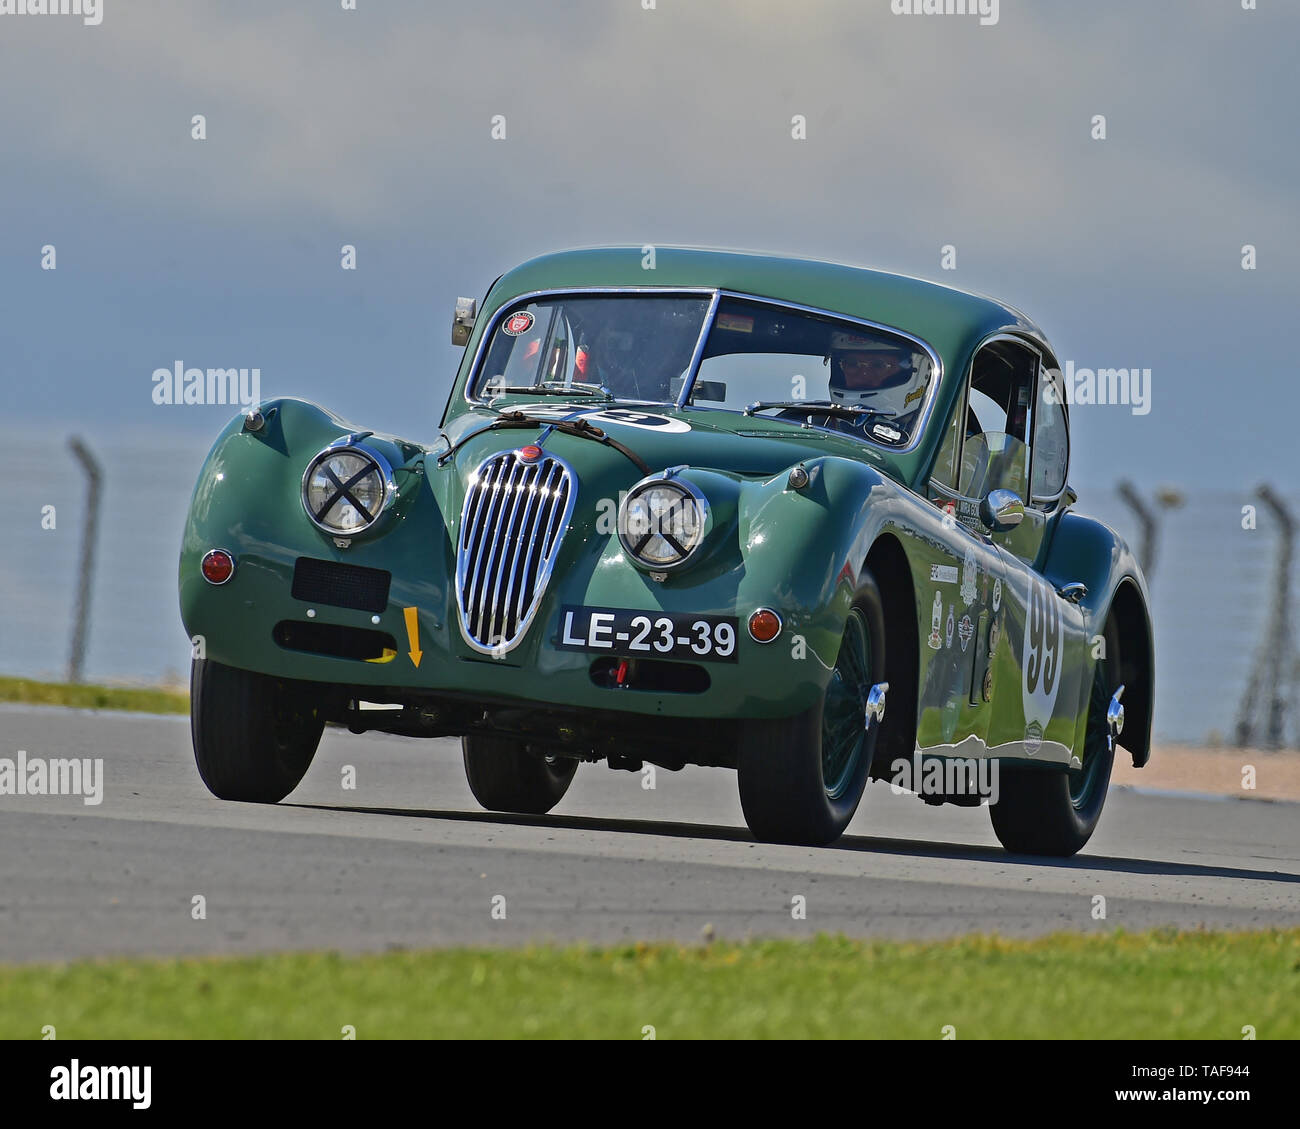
[1,427,1295,745]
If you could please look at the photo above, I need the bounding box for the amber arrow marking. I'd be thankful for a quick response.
[404,607,422,667]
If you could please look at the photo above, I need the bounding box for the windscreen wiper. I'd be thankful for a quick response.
[743,399,898,422]
[436,411,650,474]
[486,382,613,400]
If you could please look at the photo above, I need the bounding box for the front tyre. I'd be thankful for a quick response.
[462,735,577,815]
[737,576,887,846]
[190,658,325,802]
[989,621,1120,856]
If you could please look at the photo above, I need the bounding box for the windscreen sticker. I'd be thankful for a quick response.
[503,311,535,336]
[716,312,755,333]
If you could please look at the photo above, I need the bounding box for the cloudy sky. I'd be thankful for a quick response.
[1,0,1296,490]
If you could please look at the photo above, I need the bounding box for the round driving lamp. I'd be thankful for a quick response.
[618,477,706,570]
[301,442,395,536]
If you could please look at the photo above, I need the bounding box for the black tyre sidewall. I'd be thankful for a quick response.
[462,734,578,815]
[190,658,323,803]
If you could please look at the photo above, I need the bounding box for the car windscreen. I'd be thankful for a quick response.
[690,298,936,448]
[471,294,712,403]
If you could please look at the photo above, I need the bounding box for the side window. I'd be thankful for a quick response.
[1031,364,1069,499]
[930,386,965,490]
[957,343,1034,501]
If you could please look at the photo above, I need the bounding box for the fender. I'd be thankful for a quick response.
[1041,510,1155,767]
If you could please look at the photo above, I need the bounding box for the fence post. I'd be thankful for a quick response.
[1234,485,1296,749]
[67,437,103,684]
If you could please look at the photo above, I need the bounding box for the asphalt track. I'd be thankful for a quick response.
[1,704,1297,964]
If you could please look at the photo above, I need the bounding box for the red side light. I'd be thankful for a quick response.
[201,549,235,585]
[748,609,782,643]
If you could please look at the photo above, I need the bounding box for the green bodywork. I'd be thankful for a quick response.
[179,247,1153,770]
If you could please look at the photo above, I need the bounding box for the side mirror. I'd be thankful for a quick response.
[451,297,477,347]
[980,488,1025,532]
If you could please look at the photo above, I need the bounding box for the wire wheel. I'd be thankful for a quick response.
[821,607,870,800]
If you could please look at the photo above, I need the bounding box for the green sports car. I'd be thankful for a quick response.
[179,246,1154,855]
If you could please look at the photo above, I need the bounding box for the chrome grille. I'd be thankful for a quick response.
[455,449,575,654]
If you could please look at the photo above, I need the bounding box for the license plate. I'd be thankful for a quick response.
[555,605,739,663]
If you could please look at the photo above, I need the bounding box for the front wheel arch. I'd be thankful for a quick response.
[863,533,918,778]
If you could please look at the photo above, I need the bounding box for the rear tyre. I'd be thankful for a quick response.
[462,735,577,815]
[190,658,324,802]
[989,621,1120,856]
[737,576,887,846]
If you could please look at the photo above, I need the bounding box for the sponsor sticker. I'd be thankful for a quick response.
[1024,720,1044,757]
[992,577,1002,611]
[961,546,978,606]
[945,605,955,649]
[928,591,943,650]
[958,614,974,653]
[930,564,958,583]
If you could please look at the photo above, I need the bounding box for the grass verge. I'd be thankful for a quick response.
[3,929,1296,1039]
[0,676,187,715]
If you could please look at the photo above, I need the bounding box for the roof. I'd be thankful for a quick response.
[481,246,1045,376]
[451,246,1052,491]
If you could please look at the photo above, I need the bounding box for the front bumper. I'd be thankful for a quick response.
[179,410,849,722]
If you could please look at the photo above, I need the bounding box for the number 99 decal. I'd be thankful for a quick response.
[1022,577,1063,734]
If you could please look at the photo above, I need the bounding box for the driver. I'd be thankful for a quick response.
[824,331,929,443]
[580,324,658,400]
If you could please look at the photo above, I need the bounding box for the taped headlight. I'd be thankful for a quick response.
[302,440,395,536]
[618,475,706,569]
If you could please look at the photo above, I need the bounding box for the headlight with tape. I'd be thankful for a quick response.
[301,438,396,536]
[618,471,707,570]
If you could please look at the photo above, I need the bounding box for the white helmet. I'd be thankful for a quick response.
[827,330,929,418]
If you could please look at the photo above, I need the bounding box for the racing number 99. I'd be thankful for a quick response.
[1025,579,1060,696]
